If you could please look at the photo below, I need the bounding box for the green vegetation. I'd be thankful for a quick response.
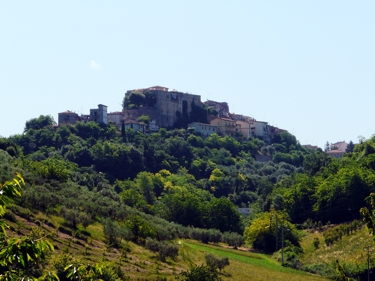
[123,90,157,109]
[3,112,375,279]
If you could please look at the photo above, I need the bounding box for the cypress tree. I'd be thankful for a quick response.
[121,119,126,142]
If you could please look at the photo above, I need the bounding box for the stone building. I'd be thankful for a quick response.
[90,104,108,125]
[204,100,230,118]
[124,86,203,128]
[58,110,79,125]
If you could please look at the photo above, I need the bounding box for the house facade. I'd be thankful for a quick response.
[250,120,269,139]
[107,111,124,127]
[124,120,145,133]
[327,141,348,158]
[236,120,252,139]
[188,122,218,137]
[210,117,238,136]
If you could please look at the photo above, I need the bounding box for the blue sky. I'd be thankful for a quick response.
[1,1,374,148]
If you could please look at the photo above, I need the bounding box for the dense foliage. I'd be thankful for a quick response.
[4,113,375,271]
[2,116,314,233]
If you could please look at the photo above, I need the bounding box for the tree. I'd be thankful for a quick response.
[244,210,300,253]
[144,91,157,107]
[137,115,150,125]
[128,91,145,107]
[325,141,330,152]
[0,173,56,279]
[24,115,55,132]
[205,254,229,271]
[205,198,243,233]
[303,150,332,176]
[0,138,19,157]
[346,141,355,153]
[145,238,179,262]
[360,193,375,235]
[124,215,156,243]
[121,120,126,142]
[179,264,221,281]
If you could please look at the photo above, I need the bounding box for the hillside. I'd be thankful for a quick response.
[1,115,375,279]
[4,208,329,280]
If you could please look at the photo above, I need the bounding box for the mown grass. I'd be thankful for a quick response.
[183,240,329,281]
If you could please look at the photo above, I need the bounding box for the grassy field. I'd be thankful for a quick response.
[182,240,329,281]
[298,225,375,278]
[14,208,375,280]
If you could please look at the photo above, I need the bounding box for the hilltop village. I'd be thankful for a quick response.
[57,85,349,157]
[58,86,348,158]
[58,85,286,141]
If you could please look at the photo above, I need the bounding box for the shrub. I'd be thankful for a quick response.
[179,264,221,281]
[205,254,230,271]
[313,237,320,249]
[125,215,157,244]
[4,209,17,222]
[58,225,73,236]
[207,229,222,244]
[145,237,160,252]
[145,238,179,262]
[222,231,244,248]
[158,241,179,262]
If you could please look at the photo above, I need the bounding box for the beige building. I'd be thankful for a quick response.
[235,120,252,139]
[108,112,124,128]
[210,117,239,136]
[188,122,218,137]
[327,141,348,158]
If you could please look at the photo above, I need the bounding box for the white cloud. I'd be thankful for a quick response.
[89,60,101,70]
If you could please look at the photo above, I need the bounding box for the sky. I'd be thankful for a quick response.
[1,1,375,148]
